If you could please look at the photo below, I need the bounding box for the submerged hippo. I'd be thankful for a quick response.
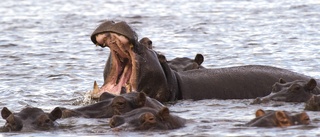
[0,107,62,132]
[61,92,164,118]
[246,109,310,127]
[109,107,186,130]
[90,20,316,102]
[167,53,204,72]
[139,37,204,72]
[252,78,320,104]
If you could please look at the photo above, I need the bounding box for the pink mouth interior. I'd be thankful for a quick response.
[99,50,133,95]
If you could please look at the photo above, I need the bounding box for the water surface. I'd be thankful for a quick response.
[0,0,320,136]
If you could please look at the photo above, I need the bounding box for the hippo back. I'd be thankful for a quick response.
[176,65,313,100]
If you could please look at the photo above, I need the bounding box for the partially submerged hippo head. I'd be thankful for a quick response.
[167,54,204,72]
[252,78,319,104]
[0,107,62,132]
[109,107,186,130]
[61,92,164,118]
[246,109,310,127]
[138,36,203,72]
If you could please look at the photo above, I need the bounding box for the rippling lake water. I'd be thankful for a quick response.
[1,0,320,136]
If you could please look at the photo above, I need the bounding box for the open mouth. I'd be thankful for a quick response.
[91,33,137,98]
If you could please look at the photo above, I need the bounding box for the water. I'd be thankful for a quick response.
[0,0,320,136]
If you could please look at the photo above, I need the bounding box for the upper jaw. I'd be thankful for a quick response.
[91,32,136,98]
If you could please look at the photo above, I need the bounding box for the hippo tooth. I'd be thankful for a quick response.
[126,83,132,92]
[91,81,100,95]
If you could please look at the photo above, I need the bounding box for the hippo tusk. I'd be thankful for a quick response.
[91,81,100,99]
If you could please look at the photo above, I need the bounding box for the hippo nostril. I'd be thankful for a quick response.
[148,117,156,123]
[141,112,156,124]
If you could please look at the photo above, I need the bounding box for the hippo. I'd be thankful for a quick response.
[109,107,186,130]
[139,37,204,72]
[167,53,204,72]
[90,20,316,102]
[0,107,62,132]
[252,78,320,104]
[61,92,164,118]
[245,109,310,127]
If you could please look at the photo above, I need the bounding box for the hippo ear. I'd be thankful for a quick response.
[135,92,146,107]
[49,107,62,121]
[194,54,204,65]
[157,54,167,63]
[255,109,265,117]
[306,79,317,91]
[275,111,291,127]
[1,107,12,119]
[158,107,170,120]
[279,78,286,84]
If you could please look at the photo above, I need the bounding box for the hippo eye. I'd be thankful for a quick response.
[293,86,301,91]
[45,119,51,123]
[304,117,310,122]
[289,84,301,92]
[117,102,125,106]
[113,96,127,109]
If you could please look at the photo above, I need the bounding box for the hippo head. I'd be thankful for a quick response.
[90,21,139,96]
[61,92,164,118]
[246,109,310,127]
[90,21,176,102]
[105,92,164,116]
[167,54,204,72]
[109,92,148,115]
[1,107,62,132]
[252,78,317,104]
[109,107,186,130]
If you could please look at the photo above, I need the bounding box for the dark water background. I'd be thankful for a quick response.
[0,0,320,136]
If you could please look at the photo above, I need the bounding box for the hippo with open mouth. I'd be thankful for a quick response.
[89,20,316,102]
